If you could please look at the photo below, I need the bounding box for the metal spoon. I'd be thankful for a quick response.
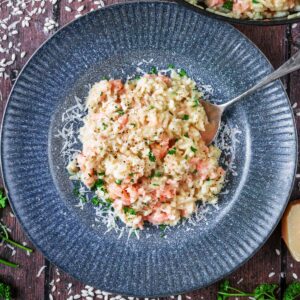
[200,50,300,145]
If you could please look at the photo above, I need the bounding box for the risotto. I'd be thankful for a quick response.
[187,0,300,19]
[68,70,225,229]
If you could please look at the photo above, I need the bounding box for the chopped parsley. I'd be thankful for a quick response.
[134,75,141,80]
[0,282,12,299]
[115,179,122,185]
[152,183,159,186]
[168,64,175,69]
[98,172,105,176]
[91,178,104,191]
[130,123,136,127]
[178,68,187,77]
[159,225,167,237]
[0,190,7,209]
[168,148,176,155]
[91,197,100,206]
[106,198,113,205]
[184,133,189,138]
[148,151,156,162]
[191,146,197,153]
[116,109,125,115]
[79,195,87,203]
[101,76,109,80]
[149,66,158,74]
[73,184,80,196]
[102,123,108,130]
[154,171,163,177]
[150,171,163,178]
[149,105,155,110]
[159,224,167,231]
[99,186,108,193]
[222,0,233,10]
[193,98,200,107]
[182,114,189,120]
[252,0,259,3]
[123,207,136,215]
[129,173,134,177]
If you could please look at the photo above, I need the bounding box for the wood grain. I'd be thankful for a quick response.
[0,1,299,299]
[284,23,300,291]
[0,1,55,299]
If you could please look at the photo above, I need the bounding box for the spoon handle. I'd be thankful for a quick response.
[221,50,300,110]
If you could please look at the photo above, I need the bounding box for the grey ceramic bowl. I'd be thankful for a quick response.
[176,0,300,25]
[1,1,297,297]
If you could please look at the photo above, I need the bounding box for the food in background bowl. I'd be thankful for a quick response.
[186,0,300,19]
[68,70,225,229]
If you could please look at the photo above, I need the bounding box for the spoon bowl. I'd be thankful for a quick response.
[201,50,300,145]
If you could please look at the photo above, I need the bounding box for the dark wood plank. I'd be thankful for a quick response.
[0,207,46,300]
[284,23,300,291]
[0,0,55,299]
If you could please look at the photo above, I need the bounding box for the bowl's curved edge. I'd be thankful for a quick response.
[175,0,300,25]
[0,1,298,297]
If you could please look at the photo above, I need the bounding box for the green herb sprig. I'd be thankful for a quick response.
[223,0,233,10]
[0,189,33,269]
[0,190,7,209]
[149,66,158,75]
[283,282,300,300]
[148,151,156,162]
[218,280,278,300]
[0,282,11,300]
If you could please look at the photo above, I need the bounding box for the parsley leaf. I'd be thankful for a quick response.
[283,282,300,300]
[178,68,187,77]
[116,109,125,115]
[91,179,104,191]
[154,171,163,177]
[148,151,156,162]
[91,197,100,206]
[223,0,233,10]
[182,114,189,120]
[123,207,136,215]
[191,146,197,153]
[254,283,278,299]
[159,224,167,231]
[0,282,12,300]
[217,280,278,300]
[149,171,163,178]
[149,66,158,74]
[0,190,7,209]
[168,148,176,155]
[168,64,175,69]
[193,98,200,107]
[115,179,122,185]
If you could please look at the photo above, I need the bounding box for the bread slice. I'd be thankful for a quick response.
[282,200,300,262]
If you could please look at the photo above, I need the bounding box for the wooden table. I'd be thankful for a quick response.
[0,1,300,299]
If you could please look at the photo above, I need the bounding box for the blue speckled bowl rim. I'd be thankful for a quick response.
[0,1,298,296]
